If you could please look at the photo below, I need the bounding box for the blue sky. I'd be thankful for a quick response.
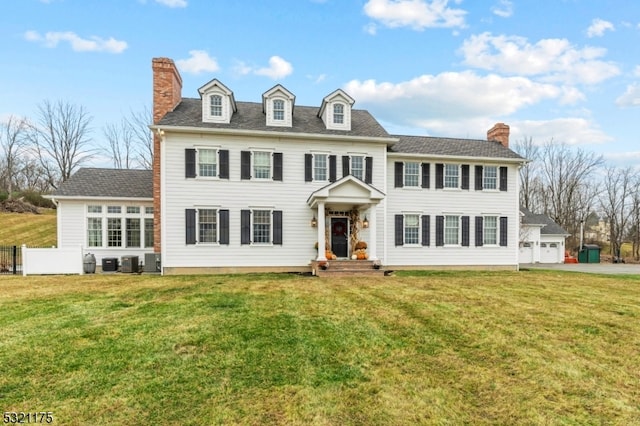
[2,0,640,166]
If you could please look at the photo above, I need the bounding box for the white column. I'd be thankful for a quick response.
[368,205,377,260]
[317,202,326,261]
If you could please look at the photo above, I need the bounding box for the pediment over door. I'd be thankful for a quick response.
[306,175,385,209]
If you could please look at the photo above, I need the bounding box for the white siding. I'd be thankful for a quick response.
[161,132,387,269]
[55,198,154,266]
[385,158,520,267]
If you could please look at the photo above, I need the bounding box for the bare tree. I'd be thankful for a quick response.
[513,137,541,212]
[599,166,637,262]
[629,177,640,261]
[103,120,135,169]
[103,107,153,170]
[28,100,93,188]
[537,141,604,248]
[0,115,28,199]
[127,107,153,169]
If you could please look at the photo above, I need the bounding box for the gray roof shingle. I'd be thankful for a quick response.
[389,135,525,160]
[520,207,569,235]
[51,168,152,199]
[158,99,392,139]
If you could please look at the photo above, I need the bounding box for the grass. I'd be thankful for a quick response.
[1,270,639,425]
[0,209,57,246]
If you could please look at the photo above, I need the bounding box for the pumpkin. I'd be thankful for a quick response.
[355,241,367,250]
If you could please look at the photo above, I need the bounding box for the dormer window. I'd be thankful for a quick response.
[198,79,237,124]
[263,85,295,127]
[273,99,285,121]
[210,95,222,117]
[333,104,344,124]
[319,89,355,131]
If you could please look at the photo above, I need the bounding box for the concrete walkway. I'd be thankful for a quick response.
[520,263,640,275]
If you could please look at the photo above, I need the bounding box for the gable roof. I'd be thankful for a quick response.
[157,98,392,139]
[50,168,152,199]
[389,135,525,161]
[520,207,569,235]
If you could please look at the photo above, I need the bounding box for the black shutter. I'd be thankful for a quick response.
[462,216,470,246]
[241,151,251,180]
[500,167,508,191]
[394,162,404,188]
[395,215,403,246]
[304,154,313,182]
[435,216,444,246]
[475,166,483,190]
[421,215,430,246]
[475,216,483,246]
[500,216,508,246]
[461,165,470,190]
[421,163,430,188]
[185,209,196,244]
[329,155,337,182]
[273,210,283,245]
[342,155,350,177]
[273,152,283,181]
[435,164,444,189]
[219,150,229,179]
[241,210,251,244]
[219,209,229,245]
[365,156,373,184]
[185,149,196,178]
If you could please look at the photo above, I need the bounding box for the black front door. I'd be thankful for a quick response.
[331,218,349,258]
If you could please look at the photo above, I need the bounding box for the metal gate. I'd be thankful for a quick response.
[0,245,21,275]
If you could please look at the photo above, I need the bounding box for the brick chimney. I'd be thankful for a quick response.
[152,57,183,254]
[487,123,510,148]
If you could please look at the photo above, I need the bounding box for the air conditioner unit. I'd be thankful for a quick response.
[102,257,118,272]
[121,256,139,273]
[143,253,161,273]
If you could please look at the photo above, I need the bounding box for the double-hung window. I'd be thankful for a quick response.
[444,215,460,245]
[483,166,498,190]
[404,214,420,245]
[87,216,102,247]
[404,162,420,187]
[198,209,218,243]
[333,104,344,124]
[198,149,217,177]
[483,216,498,245]
[351,156,364,181]
[210,95,222,117]
[252,210,271,244]
[253,151,271,179]
[241,209,283,245]
[444,164,459,189]
[314,154,327,181]
[273,100,284,121]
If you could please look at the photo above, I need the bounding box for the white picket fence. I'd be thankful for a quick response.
[21,245,84,276]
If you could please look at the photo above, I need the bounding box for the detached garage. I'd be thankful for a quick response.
[520,207,569,264]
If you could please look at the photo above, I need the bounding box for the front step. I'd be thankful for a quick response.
[310,259,385,277]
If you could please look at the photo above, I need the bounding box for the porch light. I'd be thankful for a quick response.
[362,216,369,228]
[311,216,317,227]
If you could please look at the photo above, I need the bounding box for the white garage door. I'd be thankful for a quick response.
[540,242,560,263]
[519,242,534,263]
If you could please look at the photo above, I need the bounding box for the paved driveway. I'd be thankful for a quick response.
[520,263,640,275]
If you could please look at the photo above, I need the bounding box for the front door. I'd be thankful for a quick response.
[331,218,349,258]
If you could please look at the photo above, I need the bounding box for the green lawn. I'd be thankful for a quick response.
[0,209,57,247]
[1,270,639,425]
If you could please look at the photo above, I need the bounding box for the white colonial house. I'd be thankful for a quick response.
[48,58,528,275]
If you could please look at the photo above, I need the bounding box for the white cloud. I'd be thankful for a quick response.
[586,18,614,38]
[459,32,620,85]
[155,0,187,7]
[176,50,219,74]
[363,0,466,30]
[634,65,640,77]
[254,56,293,79]
[344,71,562,131]
[615,84,640,107]
[492,0,513,18]
[512,118,613,145]
[24,30,127,53]
[232,60,252,76]
[364,23,378,35]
